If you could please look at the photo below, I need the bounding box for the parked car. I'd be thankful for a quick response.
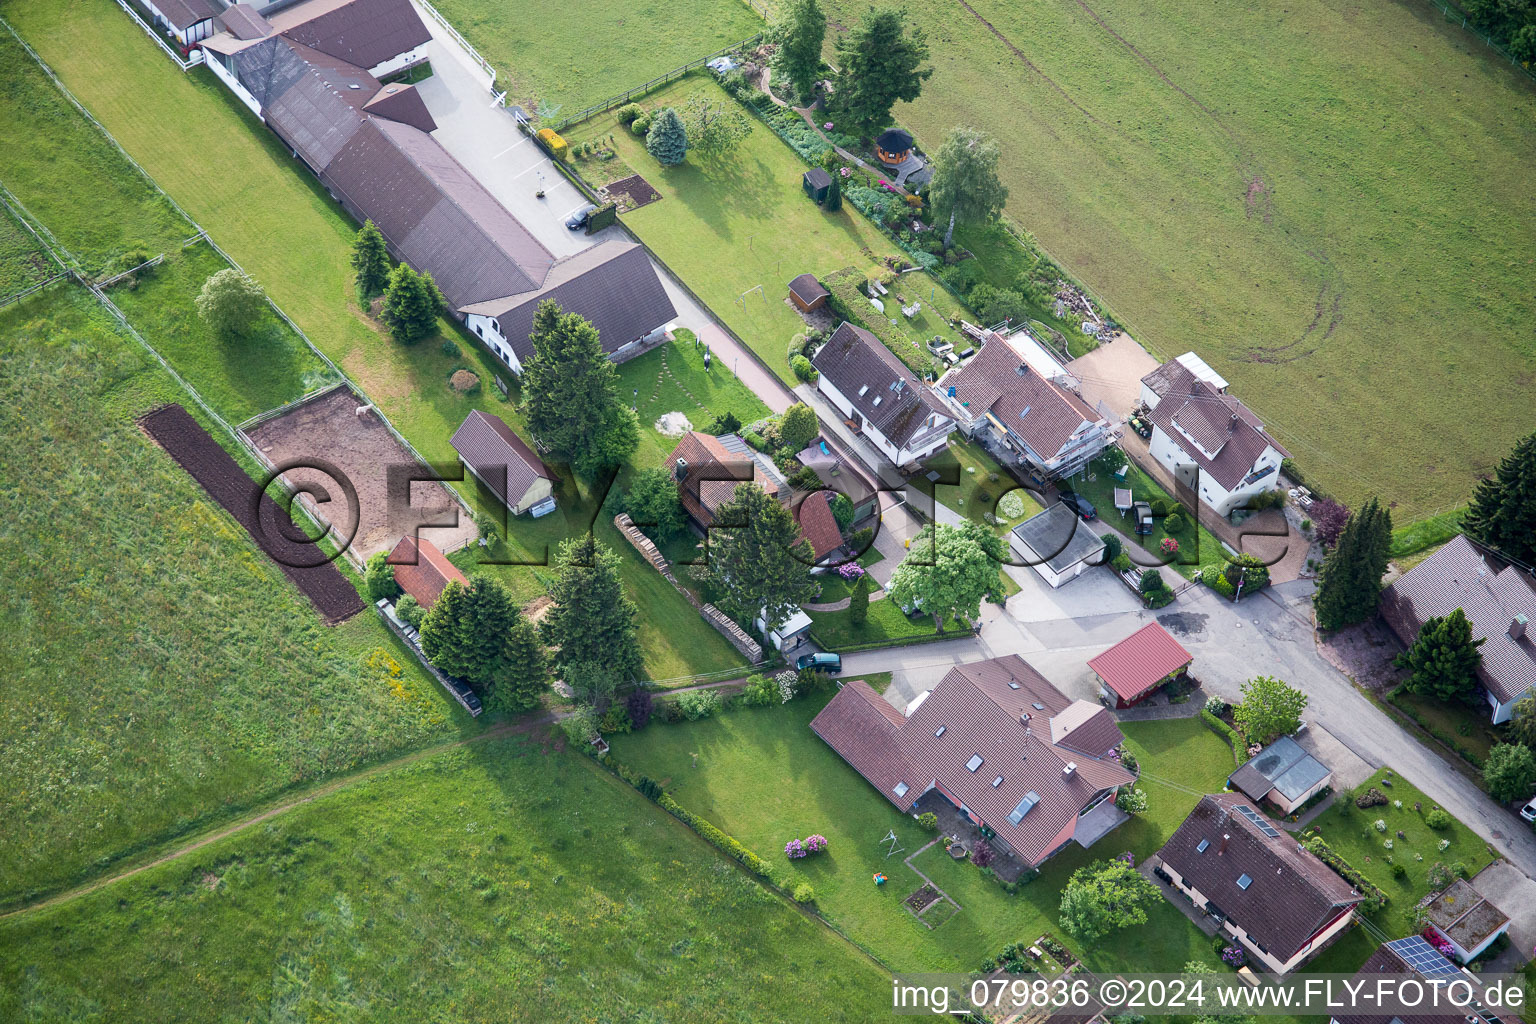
[1519,795,1536,823]
[796,651,842,674]
[1133,500,1153,535]
[1059,490,1097,521]
[564,203,598,230]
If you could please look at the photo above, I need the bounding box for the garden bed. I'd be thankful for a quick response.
[905,883,943,913]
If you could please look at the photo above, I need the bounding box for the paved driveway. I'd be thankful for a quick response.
[1067,331,1160,422]
[1470,861,1536,968]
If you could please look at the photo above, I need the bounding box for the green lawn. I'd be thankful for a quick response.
[808,0,1536,514]
[1388,688,1500,767]
[0,737,898,1021]
[2,1,741,679]
[429,0,763,113]
[610,699,1236,973]
[0,24,187,277]
[823,264,969,377]
[1305,768,1495,938]
[1390,507,1466,560]
[106,240,336,422]
[564,74,958,390]
[1069,460,1226,579]
[922,438,1042,534]
[808,594,947,650]
[0,202,54,295]
[0,285,459,909]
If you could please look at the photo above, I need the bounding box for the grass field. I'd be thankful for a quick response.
[805,0,1536,514]
[1307,768,1494,938]
[0,203,54,296]
[565,75,956,389]
[0,736,898,1021]
[0,285,458,909]
[1,1,742,678]
[428,0,763,114]
[612,703,1240,972]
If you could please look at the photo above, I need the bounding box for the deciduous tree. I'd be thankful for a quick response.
[1463,431,1536,565]
[363,550,400,602]
[196,268,269,342]
[777,402,819,453]
[1058,858,1160,943]
[522,300,639,479]
[1483,742,1536,803]
[770,0,826,102]
[705,482,817,626]
[542,534,643,683]
[887,520,1003,633]
[1396,607,1485,704]
[1232,674,1307,743]
[1309,497,1349,549]
[1314,496,1392,630]
[830,9,932,141]
[929,126,1008,249]
[350,220,390,296]
[645,107,688,166]
[380,263,445,344]
[681,96,752,160]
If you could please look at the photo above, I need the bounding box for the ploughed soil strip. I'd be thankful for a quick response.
[139,404,364,623]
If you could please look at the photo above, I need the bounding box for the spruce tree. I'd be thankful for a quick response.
[1396,608,1484,704]
[770,0,827,102]
[1463,431,1536,565]
[848,572,870,626]
[822,174,842,212]
[543,535,643,683]
[380,263,445,344]
[419,577,547,711]
[645,107,688,166]
[831,9,932,141]
[419,579,484,679]
[521,300,639,479]
[706,482,818,627]
[1314,496,1392,630]
[350,220,391,296]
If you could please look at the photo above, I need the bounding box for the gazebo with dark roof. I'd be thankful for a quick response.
[875,128,914,166]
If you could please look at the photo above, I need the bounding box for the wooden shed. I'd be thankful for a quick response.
[788,273,830,312]
[802,167,832,203]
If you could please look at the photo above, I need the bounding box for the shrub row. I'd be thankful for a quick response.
[1201,709,1249,765]
[809,625,980,654]
[1386,692,1485,769]
[658,792,774,879]
[1301,834,1388,914]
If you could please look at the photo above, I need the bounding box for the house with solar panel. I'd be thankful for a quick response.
[1332,937,1509,1024]
[810,655,1135,878]
[1155,794,1364,974]
[1226,737,1333,816]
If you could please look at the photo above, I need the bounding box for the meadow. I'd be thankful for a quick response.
[0,285,458,909]
[428,0,764,114]
[0,737,898,1022]
[802,0,1536,515]
[0,204,54,296]
[1,0,741,679]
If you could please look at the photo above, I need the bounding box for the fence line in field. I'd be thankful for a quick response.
[110,0,204,71]
[413,0,495,89]
[1423,0,1536,82]
[547,33,764,131]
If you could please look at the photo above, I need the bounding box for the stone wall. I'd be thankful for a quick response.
[613,513,763,663]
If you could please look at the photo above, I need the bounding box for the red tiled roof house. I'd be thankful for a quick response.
[812,322,955,471]
[811,655,1135,868]
[387,535,468,609]
[1088,621,1194,707]
[1157,794,1364,974]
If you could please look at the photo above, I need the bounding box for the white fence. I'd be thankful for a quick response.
[111,0,205,71]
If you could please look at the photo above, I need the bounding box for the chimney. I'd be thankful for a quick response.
[1511,614,1529,641]
[1063,762,1077,777]
[1218,833,1230,855]
[674,458,688,481]
[1019,711,1032,727]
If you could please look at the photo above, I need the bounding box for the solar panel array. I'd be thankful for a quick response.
[1235,803,1281,838]
[1386,936,1460,978]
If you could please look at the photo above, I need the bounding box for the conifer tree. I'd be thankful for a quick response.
[521,300,639,479]
[543,535,643,683]
[1314,496,1392,630]
[645,107,688,166]
[350,220,391,296]
[1396,608,1485,704]
[1463,431,1536,565]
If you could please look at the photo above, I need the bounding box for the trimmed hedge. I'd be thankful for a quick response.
[659,793,774,879]
[1201,709,1248,765]
[1301,834,1388,914]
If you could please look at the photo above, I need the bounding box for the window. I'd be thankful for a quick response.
[858,385,869,397]
[1031,702,1045,711]
[893,781,909,798]
[1237,873,1253,890]
[965,754,984,772]
[992,775,1004,788]
[1196,839,1210,853]
[934,726,946,738]
[1007,791,1040,824]
[873,396,882,407]
[1007,681,1020,690]
[474,323,483,337]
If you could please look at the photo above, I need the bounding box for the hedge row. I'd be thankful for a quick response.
[1301,834,1388,914]
[810,625,980,655]
[1201,709,1249,766]
[658,793,774,879]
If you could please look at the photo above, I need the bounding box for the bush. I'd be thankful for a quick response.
[917,811,939,832]
[1391,863,1408,879]
[742,430,768,452]
[676,689,723,721]
[1424,808,1452,831]
[631,110,654,135]
[1102,532,1122,561]
[536,127,569,162]
[364,550,400,602]
[615,103,644,126]
[599,702,633,734]
[792,881,815,904]
[626,689,653,730]
[849,526,875,552]
[790,354,817,382]
[1116,787,1148,813]
[1112,552,1132,573]
[1205,696,1229,716]
[740,673,778,707]
[1202,564,1238,598]
[1146,588,1176,608]
[395,593,425,629]
[1163,512,1185,534]
[1356,786,1389,808]
[1139,569,1166,595]
[658,793,771,878]
[1224,554,1271,591]
[972,840,995,867]
[1425,861,1456,890]
[636,775,663,800]
[1150,499,1171,518]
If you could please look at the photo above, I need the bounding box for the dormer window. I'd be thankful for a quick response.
[1196,839,1210,853]
[934,726,946,737]
[991,775,1004,788]
[965,754,983,772]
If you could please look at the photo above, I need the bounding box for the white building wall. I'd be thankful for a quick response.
[205,53,263,116]
[370,45,430,80]
[466,314,524,374]
[1149,426,1286,517]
